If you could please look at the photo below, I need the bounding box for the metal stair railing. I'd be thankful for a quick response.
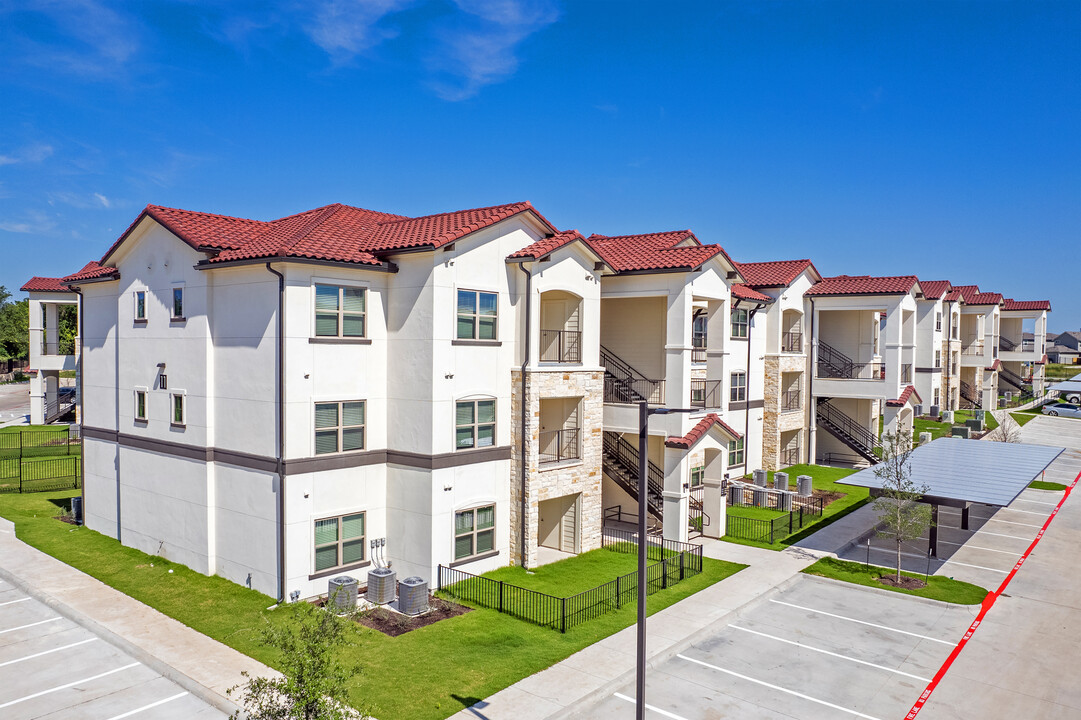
[960,380,982,408]
[999,336,1017,351]
[602,431,664,518]
[600,345,665,404]
[997,366,1029,390]
[815,400,881,463]
[815,340,855,378]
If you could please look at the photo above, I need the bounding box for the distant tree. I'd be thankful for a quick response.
[228,602,367,720]
[58,304,78,354]
[873,430,933,582]
[0,285,10,308]
[0,300,29,361]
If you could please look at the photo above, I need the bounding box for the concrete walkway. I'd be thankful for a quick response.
[0,516,276,716]
[449,502,884,720]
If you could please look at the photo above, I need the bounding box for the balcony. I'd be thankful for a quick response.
[690,379,722,409]
[539,329,582,363]
[901,364,912,384]
[815,361,886,380]
[603,377,665,405]
[539,428,580,465]
[781,389,801,412]
[961,341,984,357]
[691,345,707,364]
[40,340,75,357]
[782,332,803,353]
[782,445,800,467]
[1001,336,1036,353]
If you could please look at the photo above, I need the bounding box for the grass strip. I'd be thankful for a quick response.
[802,557,988,605]
[1029,480,1067,491]
[1011,412,1037,426]
[0,490,744,720]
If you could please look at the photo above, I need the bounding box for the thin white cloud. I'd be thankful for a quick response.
[430,0,559,101]
[0,143,54,165]
[3,0,139,77]
[303,0,415,64]
[93,192,110,208]
[0,156,18,166]
[0,210,57,235]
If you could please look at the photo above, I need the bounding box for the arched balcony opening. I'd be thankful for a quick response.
[539,290,583,364]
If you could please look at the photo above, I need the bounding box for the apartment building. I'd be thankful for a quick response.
[912,280,951,413]
[20,277,80,425]
[951,285,1002,409]
[998,299,1051,397]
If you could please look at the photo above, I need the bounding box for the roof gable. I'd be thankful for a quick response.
[734,259,820,288]
[805,275,920,297]
[918,280,952,300]
[585,231,738,275]
[21,277,74,293]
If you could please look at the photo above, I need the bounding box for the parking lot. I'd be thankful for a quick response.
[577,574,979,720]
[0,580,223,720]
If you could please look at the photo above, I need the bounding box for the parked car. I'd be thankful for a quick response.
[1043,403,1081,419]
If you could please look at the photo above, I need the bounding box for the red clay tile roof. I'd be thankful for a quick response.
[585,231,736,274]
[665,413,742,449]
[944,288,963,302]
[965,292,1003,306]
[1002,299,1051,311]
[918,280,952,299]
[949,285,980,303]
[507,230,589,260]
[20,277,74,293]
[804,275,920,297]
[94,201,558,270]
[62,262,119,284]
[731,284,773,302]
[1036,354,1047,364]
[734,259,819,288]
[986,359,1001,372]
[886,385,922,407]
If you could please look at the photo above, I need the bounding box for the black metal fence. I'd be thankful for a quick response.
[725,506,819,544]
[437,529,703,632]
[0,427,81,493]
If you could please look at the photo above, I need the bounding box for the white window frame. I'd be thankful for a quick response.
[730,372,747,403]
[456,288,498,341]
[170,390,186,427]
[171,285,185,320]
[455,398,496,451]
[690,465,704,487]
[133,289,147,321]
[730,308,748,339]
[454,504,496,561]
[133,387,148,422]
[313,282,368,339]
[313,511,366,574]
[314,400,366,455]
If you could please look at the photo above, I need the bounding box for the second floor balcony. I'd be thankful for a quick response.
[40,340,75,357]
[782,331,803,353]
[690,379,721,409]
[781,389,801,412]
[815,360,886,381]
[539,329,582,363]
[539,427,580,465]
[961,341,984,357]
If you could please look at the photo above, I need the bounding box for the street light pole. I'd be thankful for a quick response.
[636,401,694,720]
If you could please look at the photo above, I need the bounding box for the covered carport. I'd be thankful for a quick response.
[838,438,1063,557]
[1047,372,1081,402]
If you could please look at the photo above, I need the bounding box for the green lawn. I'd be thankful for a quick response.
[1045,363,1079,380]
[0,491,744,720]
[725,464,867,551]
[480,545,678,596]
[726,504,788,521]
[1029,480,1067,491]
[1011,412,1037,426]
[802,557,989,604]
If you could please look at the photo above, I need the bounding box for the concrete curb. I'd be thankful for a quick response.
[0,520,240,717]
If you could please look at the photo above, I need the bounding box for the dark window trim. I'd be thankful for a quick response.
[169,317,187,323]
[451,340,503,347]
[133,318,148,325]
[308,559,371,581]
[309,337,372,345]
[448,549,500,568]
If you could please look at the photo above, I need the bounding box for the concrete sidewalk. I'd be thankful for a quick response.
[0,516,276,716]
[449,502,883,720]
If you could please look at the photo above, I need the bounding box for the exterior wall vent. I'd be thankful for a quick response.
[367,567,396,605]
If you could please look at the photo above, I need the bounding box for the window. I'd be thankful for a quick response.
[315,284,366,338]
[933,389,940,407]
[457,290,497,340]
[730,372,747,402]
[935,312,942,332]
[690,466,704,487]
[134,291,146,321]
[728,438,745,466]
[314,401,366,455]
[134,390,147,421]
[454,505,495,561]
[456,399,495,450]
[692,315,707,350]
[314,512,365,572]
[171,392,185,426]
[935,350,941,368]
[171,287,184,319]
[730,308,748,339]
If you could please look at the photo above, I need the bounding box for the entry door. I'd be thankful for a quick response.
[560,494,580,553]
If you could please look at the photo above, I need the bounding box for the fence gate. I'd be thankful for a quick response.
[688,485,705,538]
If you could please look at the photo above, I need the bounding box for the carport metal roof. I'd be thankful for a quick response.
[837,437,1063,508]
[1048,372,1081,394]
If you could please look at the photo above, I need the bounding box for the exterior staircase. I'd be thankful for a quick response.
[601,431,663,521]
[960,380,982,408]
[600,345,665,405]
[815,399,881,464]
[816,340,856,378]
[998,366,1028,391]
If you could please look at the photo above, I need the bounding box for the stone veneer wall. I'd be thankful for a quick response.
[761,355,808,471]
[510,369,604,568]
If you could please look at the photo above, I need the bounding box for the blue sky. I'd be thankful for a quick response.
[2,1,1079,329]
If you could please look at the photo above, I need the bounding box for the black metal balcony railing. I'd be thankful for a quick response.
[603,377,666,405]
[538,428,580,465]
[691,346,707,363]
[781,389,801,412]
[999,336,1017,351]
[539,329,582,363]
[690,379,722,409]
[781,446,800,467]
[40,340,75,356]
[901,364,913,384]
[781,332,802,353]
[815,361,886,380]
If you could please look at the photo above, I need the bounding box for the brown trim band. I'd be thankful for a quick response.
[387,445,512,469]
[916,367,943,374]
[118,432,207,461]
[285,450,388,474]
[83,426,118,442]
[728,399,765,411]
[451,340,503,347]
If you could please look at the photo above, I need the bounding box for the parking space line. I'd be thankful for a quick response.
[974,530,1032,541]
[676,654,885,720]
[941,560,1008,574]
[0,617,63,635]
[983,518,1044,529]
[768,599,953,644]
[613,692,688,719]
[1014,499,1057,506]
[0,638,97,668]
[938,540,1019,556]
[728,625,932,681]
[103,691,190,720]
[997,508,1051,516]
[0,597,31,607]
[0,662,140,709]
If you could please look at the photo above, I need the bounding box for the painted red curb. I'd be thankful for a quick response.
[905,466,1081,719]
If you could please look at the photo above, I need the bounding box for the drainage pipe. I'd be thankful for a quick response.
[516,261,532,568]
[808,298,816,463]
[265,263,287,602]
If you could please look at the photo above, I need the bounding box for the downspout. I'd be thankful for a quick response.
[516,262,532,568]
[73,286,85,519]
[265,263,286,602]
[807,298,816,463]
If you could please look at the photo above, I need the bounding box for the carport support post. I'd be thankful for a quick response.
[961,503,970,531]
[929,504,939,558]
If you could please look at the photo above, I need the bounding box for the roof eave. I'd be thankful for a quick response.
[195,256,399,273]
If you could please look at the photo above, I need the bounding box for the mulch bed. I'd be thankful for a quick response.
[53,515,78,525]
[311,593,471,637]
[877,575,927,590]
[812,489,844,506]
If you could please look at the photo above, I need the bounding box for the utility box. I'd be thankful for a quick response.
[328,576,358,614]
[777,491,793,512]
[399,576,429,616]
[366,567,396,605]
[797,475,813,497]
[929,404,940,419]
[966,418,983,432]
[70,496,83,525]
[752,487,769,507]
[919,432,932,445]
[728,484,744,506]
[941,410,954,424]
[773,472,789,491]
[952,425,970,439]
[753,469,768,487]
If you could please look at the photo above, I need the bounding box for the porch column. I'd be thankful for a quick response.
[705,298,726,395]
[662,446,690,543]
[701,449,726,539]
[664,286,694,411]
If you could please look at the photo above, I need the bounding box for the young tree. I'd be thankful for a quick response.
[986,413,1022,443]
[873,430,933,582]
[229,602,367,720]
